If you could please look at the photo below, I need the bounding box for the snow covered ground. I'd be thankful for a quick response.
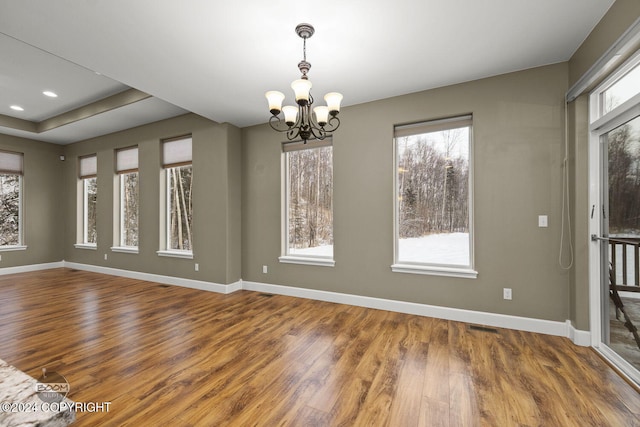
[398,233,469,265]
[290,244,333,257]
[289,232,470,266]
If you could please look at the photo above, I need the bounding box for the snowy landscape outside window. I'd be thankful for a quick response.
[0,150,23,247]
[79,154,97,246]
[116,146,139,248]
[282,139,333,264]
[162,137,193,253]
[393,115,474,276]
[84,178,97,244]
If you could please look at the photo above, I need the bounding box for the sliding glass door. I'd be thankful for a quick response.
[590,50,640,384]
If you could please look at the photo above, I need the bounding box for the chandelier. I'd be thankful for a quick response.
[265,23,343,142]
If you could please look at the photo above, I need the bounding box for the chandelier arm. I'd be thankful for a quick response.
[268,115,288,132]
[286,126,300,141]
[324,116,340,132]
[309,126,327,141]
[286,108,306,140]
[268,114,302,141]
[306,107,326,140]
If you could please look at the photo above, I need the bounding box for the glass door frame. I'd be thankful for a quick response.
[588,50,640,385]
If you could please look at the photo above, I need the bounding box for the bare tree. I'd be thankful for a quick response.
[608,123,640,234]
[398,131,469,239]
[0,174,20,245]
[168,166,193,250]
[288,147,333,250]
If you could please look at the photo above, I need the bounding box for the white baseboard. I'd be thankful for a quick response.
[566,320,592,346]
[243,280,591,346]
[0,261,64,275]
[63,262,241,294]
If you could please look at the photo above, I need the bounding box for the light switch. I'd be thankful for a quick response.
[538,215,548,227]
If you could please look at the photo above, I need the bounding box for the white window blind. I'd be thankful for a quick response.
[79,154,97,179]
[116,146,138,174]
[0,150,23,175]
[162,136,192,168]
[282,138,332,152]
[394,115,473,138]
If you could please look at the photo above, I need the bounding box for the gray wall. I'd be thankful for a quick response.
[569,0,640,88]
[242,63,570,322]
[567,0,640,330]
[0,134,64,266]
[62,113,242,285]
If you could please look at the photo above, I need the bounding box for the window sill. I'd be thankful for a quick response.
[157,250,193,259]
[111,246,139,254]
[391,263,478,279]
[74,243,97,250]
[279,256,335,267]
[0,245,27,252]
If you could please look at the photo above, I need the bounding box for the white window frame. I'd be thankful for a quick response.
[81,177,97,246]
[112,146,139,253]
[83,179,90,244]
[0,173,26,252]
[0,150,26,250]
[157,136,193,259]
[279,139,335,267]
[587,48,640,385]
[75,154,97,250]
[590,49,640,134]
[391,115,477,279]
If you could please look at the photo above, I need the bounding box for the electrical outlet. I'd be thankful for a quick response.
[104,253,108,261]
[262,265,268,274]
[503,288,512,300]
[195,263,199,272]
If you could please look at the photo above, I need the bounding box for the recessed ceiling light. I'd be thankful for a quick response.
[10,105,24,111]
[43,91,58,98]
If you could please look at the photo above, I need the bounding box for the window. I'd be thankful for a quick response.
[114,146,139,251]
[159,136,193,256]
[280,139,334,266]
[392,115,476,278]
[0,150,24,249]
[601,60,640,116]
[591,49,640,127]
[78,154,97,246]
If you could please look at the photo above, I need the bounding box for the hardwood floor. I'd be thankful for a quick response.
[0,268,638,426]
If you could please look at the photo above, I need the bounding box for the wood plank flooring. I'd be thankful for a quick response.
[0,268,638,426]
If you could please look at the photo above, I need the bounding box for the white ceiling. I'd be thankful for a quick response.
[0,0,615,145]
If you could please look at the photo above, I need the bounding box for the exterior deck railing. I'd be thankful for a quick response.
[610,237,640,292]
